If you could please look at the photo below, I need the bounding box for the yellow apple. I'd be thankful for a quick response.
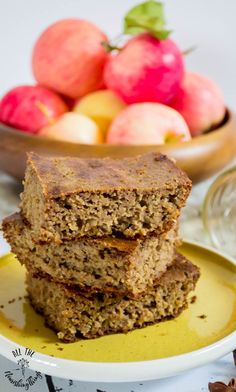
[39,112,102,144]
[74,90,126,137]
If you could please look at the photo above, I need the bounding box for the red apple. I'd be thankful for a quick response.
[32,19,109,99]
[0,85,68,133]
[104,33,184,104]
[106,103,191,145]
[170,72,226,136]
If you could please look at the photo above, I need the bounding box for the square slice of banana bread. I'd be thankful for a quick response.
[27,253,200,341]
[20,152,191,242]
[3,213,179,297]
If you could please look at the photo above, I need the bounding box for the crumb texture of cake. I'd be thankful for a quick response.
[27,254,200,342]
[3,213,179,296]
[20,152,192,242]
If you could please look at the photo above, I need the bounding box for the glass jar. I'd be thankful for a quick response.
[202,167,236,256]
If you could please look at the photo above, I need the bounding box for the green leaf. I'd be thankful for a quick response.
[124,0,171,40]
[152,29,172,40]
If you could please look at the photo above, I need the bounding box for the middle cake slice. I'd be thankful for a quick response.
[3,213,179,297]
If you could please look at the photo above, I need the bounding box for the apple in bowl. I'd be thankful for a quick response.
[106,103,191,145]
[39,112,102,144]
[0,1,234,183]
[32,19,109,99]
[0,85,68,134]
[170,72,226,136]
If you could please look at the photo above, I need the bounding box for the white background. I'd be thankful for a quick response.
[0,0,236,111]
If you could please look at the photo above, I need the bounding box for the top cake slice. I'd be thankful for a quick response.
[20,152,191,242]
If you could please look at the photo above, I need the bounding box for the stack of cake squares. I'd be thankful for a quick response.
[3,152,200,342]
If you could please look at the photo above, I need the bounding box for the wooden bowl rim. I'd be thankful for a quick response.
[0,108,234,152]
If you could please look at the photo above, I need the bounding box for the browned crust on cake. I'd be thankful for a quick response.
[20,153,192,241]
[27,254,200,341]
[24,152,191,196]
[3,213,179,297]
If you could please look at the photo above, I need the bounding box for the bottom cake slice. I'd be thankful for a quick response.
[27,253,200,342]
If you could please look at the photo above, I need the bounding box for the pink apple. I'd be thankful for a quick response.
[39,112,102,144]
[170,72,226,136]
[106,103,191,145]
[104,33,184,104]
[0,85,68,133]
[32,19,109,99]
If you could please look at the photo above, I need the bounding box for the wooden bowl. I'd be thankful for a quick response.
[0,110,236,183]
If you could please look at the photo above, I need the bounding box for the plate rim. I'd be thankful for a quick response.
[0,240,235,383]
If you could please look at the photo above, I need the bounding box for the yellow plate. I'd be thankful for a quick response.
[0,241,236,382]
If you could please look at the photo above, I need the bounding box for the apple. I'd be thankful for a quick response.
[170,72,226,136]
[39,112,102,144]
[32,19,109,99]
[0,85,68,133]
[106,103,191,145]
[104,33,184,104]
[73,90,126,137]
